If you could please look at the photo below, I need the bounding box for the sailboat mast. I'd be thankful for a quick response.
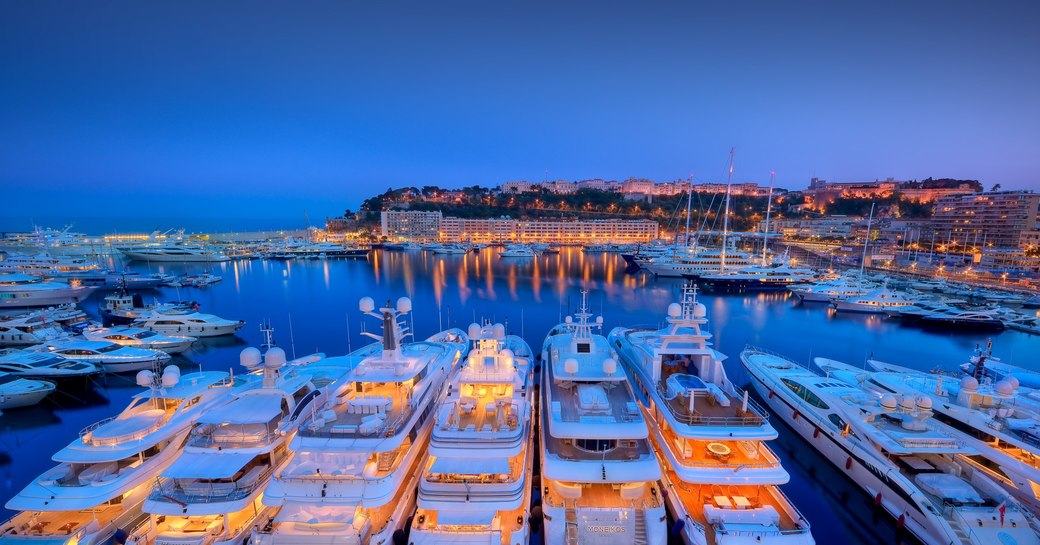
[860,202,875,275]
[683,175,694,247]
[720,147,735,271]
[761,170,775,264]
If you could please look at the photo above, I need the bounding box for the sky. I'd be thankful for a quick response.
[1,0,1039,231]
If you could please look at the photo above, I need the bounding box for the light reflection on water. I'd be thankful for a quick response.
[1,247,1037,543]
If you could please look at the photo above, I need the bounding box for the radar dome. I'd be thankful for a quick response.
[239,347,262,368]
[1008,377,1020,390]
[500,349,515,361]
[995,380,1015,396]
[596,316,604,324]
[899,397,916,411]
[136,370,154,387]
[961,376,979,391]
[467,323,481,339]
[603,358,617,375]
[396,297,412,313]
[667,303,682,318]
[164,365,180,376]
[880,394,898,411]
[693,303,707,318]
[359,297,375,313]
[492,324,506,339]
[916,396,933,410]
[564,358,579,376]
[161,371,179,388]
[265,346,287,368]
[565,316,572,324]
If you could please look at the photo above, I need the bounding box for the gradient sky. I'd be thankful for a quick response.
[2,0,1039,228]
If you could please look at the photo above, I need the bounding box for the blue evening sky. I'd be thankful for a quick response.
[1,1,1038,230]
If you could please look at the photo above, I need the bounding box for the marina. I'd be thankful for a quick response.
[0,246,1038,544]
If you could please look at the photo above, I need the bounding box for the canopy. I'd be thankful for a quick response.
[429,456,509,476]
[197,393,283,424]
[274,501,357,524]
[163,451,255,479]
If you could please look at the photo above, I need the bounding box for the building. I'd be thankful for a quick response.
[440,217,516,243]
[805,177,981,205]
[380,210,442,242]
[931,191,1040,249]
[759,216,860,239]
[501,181,535,193]
[513,219,659,243]
[325,216,358,233]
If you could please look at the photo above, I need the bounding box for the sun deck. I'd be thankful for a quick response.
[664,477,810,540]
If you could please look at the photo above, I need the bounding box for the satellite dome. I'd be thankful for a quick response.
[596,316,604,324]
[693,303,707,318]
[961,376,979,391]
[265,346,287,368]
[359,297,375,313]
[467,323,481,339]
[565,316,572,324]
[1007,377,1021,390]
[136,370,154,387]
[603,358,617,375]
[880,394,898,410]
[916,396,933,410]
[396,297,412,313]
[239,347,262,368]
[164,365,181,376]
[161,371,179,388]
[492,324,506,339]
[667,303,682,318]
[899,397,916,411]
[995,380,1015,396]
[500,349,515,360]
[564,358,579,375]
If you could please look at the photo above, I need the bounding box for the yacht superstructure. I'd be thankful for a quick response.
[255,296,467,545]
[410,322,536,545]
[120,244,229,262]
[743,348,1040,545]
[540,290,666,545]
[0,368,235,545]
[610,285,813,544]
[0,273,98,308]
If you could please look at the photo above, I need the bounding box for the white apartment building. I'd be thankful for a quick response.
[380,210,442,241]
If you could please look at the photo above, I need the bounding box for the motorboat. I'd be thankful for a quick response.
[0,253,166,288]
[912,308,1006,331]
[831,287,915,314]
[700,263,818,291]
[120,244,230,262]
[819,355,1040,517]
[0,273,98,308]
[0,348,101,381]
[642,247,760,279]
[539,290,667,545]
[432,243,471,255]
[0,371,55,409]
[498,244,537,258]
[130,346,330,545]
[788,275,874,303]
[132,307,245,337]
[99,289,198,325]
[256,296,467,545]
[611,285,813,544]
[83,325,197,354]
[742,347,1040,545]
[0,313,72,346]
[34,340,171,373]
[0,368,235,545]
[410,322,535,545]
[959,342,1040,389]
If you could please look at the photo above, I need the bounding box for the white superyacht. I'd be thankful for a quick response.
[410,322,536,545]
[540,290,666,545]
[610,285,813,544]
[255,296,467,545]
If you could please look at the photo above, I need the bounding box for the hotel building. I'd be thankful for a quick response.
[380,210,659,243]
[931,191,1040,249]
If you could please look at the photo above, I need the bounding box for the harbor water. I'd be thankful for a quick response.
[2,247,1038,544]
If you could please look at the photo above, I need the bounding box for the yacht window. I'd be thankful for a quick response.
[133,331,157,339]
[574,438,616,452]
[96,344,120,353]
[827,413,847,430]
[780,378,830,410]
[577,343,591,354]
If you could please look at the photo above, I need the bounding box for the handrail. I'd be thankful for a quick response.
[656,383,769,426]
[150,466,273,504]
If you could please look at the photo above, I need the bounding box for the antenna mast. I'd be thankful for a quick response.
[720,147,735,271]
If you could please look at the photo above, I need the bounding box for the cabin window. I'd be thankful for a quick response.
[574,438,616,452]
[780,378,830,410]
[576,343,591,354]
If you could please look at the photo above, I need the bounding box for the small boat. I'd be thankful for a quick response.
[34,340,171,373]
[913,309,1005,331]
[831,287,915,314]
[133,307,245,337]
[83,325,197,354]
[0,348,101,381]
[99,289,198,326]
[0,371,55,409]
[498,244,536,258]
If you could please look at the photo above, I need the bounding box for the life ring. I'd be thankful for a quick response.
[845,457,853,470]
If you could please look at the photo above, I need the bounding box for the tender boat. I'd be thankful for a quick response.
[0,368,236,545]
[611,285,813,544]
[539,290,667,545]
[742,347,1040,545]
[129,346,330,545]
[410,322,536,545]
[0,347,101,381]
[35,340,171,373]
[256,296,467,545]
[83,325,197,354]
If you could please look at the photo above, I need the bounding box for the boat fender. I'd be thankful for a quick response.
[792,409,799,420]
[768,390,775,399]
[897,514,905,528]
[813,427,821,438]
[846,457,853,470]
[875,492,882,506]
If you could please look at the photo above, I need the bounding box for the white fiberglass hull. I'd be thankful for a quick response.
[139,322,244,337]
[121,251,229,262]
[0,382,54,409]
[0,287,98,308]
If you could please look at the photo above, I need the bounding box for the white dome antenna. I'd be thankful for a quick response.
[240,347,262,369]
[396,297,412,313]
[359,297,375,313]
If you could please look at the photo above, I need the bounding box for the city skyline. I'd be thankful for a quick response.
[2,0,1039,227]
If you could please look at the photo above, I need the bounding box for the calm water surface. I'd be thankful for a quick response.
[2,248,1038,543]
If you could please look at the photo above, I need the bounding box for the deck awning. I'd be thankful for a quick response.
[163,451,255,479]
[274,501,357,524]
[429,456,509,476]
